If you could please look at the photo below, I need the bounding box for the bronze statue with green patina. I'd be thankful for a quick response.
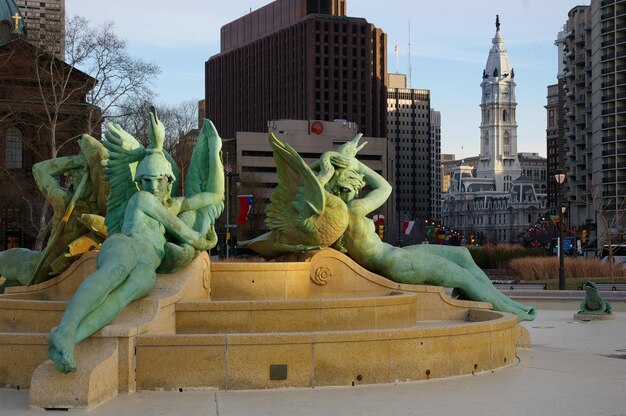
[0,135,109,289]
[239,133,350,258]
[322,135,535,322]
[47,107,225,373]
[246,134,536,322]
[579,281,612,315]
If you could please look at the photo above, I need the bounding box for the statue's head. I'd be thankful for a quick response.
[135,106,175,201]
[583,281,599,296]
[326,167,366,203]
[336,133,367,158]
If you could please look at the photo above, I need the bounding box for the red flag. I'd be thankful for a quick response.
[401,220,415,235]
[237,195,253,224]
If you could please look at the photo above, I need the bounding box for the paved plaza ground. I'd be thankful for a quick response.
[1,304,625,416]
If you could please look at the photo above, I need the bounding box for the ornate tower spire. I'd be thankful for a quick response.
[476,15,521,192]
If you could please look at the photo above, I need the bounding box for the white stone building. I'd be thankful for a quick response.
[441,16,547,244]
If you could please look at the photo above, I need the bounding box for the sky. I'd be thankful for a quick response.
[65,0,588,158]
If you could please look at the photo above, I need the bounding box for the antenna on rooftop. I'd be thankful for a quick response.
[408,20,412,88]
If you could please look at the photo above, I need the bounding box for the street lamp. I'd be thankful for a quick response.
[554,168,567,290]
[225,172,240,259]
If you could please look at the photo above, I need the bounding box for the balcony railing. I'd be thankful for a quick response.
[602,26,615,34]
[602,66,616,74]
[603,135,616,143]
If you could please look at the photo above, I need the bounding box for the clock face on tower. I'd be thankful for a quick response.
[502,87,510,98]
[484,89,491,99]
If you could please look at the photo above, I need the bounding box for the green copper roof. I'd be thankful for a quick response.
[0,0,25,34]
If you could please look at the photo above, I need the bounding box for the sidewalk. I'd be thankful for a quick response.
[2,307,625,416]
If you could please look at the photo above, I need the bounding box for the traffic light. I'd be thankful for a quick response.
[581,229,588,243]
[378,224,384,239]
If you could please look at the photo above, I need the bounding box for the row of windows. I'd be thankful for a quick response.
[315,45,368,57]
[314,22,368,35]
[522,169,547,180]
[395,138,430,144]
[388,104,429,110]
[392,129,429,135]
[389,115,429,123]
[396,197,428,203]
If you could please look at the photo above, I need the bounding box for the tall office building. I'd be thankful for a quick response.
[14,0,64,58]
[205,0,387,141]
[591,0,626,233]
[559,5,592,229]
[386,73,433,228]
[556,0,626,241]
[430,109,442,220]
[545,82,565,208]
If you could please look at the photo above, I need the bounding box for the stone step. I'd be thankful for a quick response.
[0,299,66,333]
[175,291,418,334]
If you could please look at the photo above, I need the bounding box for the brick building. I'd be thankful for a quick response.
[0,26,99,249]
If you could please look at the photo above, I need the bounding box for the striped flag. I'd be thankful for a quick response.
[402,220,415,235]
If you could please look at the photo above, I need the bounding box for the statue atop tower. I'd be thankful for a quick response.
[476,15,521,192]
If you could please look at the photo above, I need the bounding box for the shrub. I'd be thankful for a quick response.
[468,244,547,269]
[508,257,626,281]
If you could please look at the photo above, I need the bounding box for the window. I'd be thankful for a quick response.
[4,127,23,169]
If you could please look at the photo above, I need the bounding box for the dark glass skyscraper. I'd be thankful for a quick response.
[205,0,387,140]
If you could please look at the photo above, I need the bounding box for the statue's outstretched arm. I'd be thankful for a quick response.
[32,154,86,211]
[352,160,392,214]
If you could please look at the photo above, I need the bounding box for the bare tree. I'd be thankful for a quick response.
[64,16,160,135]
[591,186,626,281]
[115,99,199,150]
[159,100,200,148]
